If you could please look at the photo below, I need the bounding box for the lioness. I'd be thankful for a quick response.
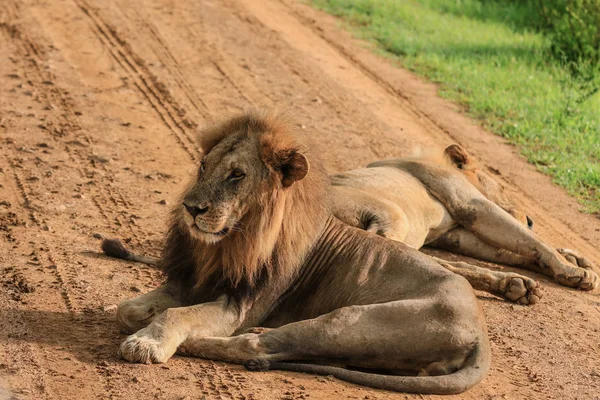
[330,145,598,298]
[113,110,490,394]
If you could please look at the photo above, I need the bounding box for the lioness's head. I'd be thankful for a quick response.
[445,144,533,229]
[164,110,329,302]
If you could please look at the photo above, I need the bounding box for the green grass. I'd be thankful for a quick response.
[312,0,600,213]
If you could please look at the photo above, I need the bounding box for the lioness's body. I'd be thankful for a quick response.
[332,165,453,248]
[114,111,490,394]
[330,153,598,294]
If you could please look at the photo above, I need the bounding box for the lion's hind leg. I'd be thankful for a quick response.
[176,294,490,394]
[117,282,182,334]
[431,257,542,305]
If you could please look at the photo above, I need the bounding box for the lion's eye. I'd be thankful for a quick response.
[228,169,245,181]
[199,160,206,174]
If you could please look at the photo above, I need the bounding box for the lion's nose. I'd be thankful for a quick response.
[183,202,209,218]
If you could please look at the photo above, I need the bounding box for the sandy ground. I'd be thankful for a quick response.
[1,0,600,399]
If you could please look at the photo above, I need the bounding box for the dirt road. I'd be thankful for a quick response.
[1,0,599,399]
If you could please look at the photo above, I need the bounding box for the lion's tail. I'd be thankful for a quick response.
[259,339,490,395]
[101,238,160,267]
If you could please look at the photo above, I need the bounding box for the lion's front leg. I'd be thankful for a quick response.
[117,282,183,334]
[119,297,241,364]
[432,257,542,305]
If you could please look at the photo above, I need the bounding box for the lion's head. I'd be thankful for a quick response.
[162,110,330,304]
[444,144,533,229]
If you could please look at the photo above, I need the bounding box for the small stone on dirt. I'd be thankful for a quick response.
[17,147,33,153]
[89,155,109,164]
[67,140,87,147]
[102,304,117,312]
[158,199,167,205]
[130,286,142,293]
[92,233,103,239]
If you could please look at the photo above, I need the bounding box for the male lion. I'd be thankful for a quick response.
[112,110,491,394]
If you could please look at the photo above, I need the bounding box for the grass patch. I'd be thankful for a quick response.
[312,0,600,213]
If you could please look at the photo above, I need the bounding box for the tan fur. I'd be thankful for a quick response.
[406,144,527,226]
[331,145,598,295]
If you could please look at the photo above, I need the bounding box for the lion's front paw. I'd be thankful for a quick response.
[119,327,175,364]
[499,275,542,305]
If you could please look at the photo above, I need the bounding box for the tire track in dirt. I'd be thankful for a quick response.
[72,0,202,161]
[126,14,214,120]
[9,162,76,315]
[114,0,272,114]
[205,361,249,400]
[3,3,145,252]
[2,1,118,235]
[1,4,123,399]
[0,152,51,400]
[0,7,76,317]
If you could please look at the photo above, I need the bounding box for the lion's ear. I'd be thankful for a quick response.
[444,144,470,169]
[279,150,309,187]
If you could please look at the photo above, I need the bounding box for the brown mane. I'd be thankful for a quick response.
[161,110,331,304]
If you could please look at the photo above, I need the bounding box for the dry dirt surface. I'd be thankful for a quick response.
[1,0,600,399]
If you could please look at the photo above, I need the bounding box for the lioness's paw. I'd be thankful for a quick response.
[577,269,599,291]
[119,329,173,364]
[499,276,542,305]
[557,248,594,270]
[555,267,599,291]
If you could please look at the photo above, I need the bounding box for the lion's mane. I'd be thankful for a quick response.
[161,110,330,304]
